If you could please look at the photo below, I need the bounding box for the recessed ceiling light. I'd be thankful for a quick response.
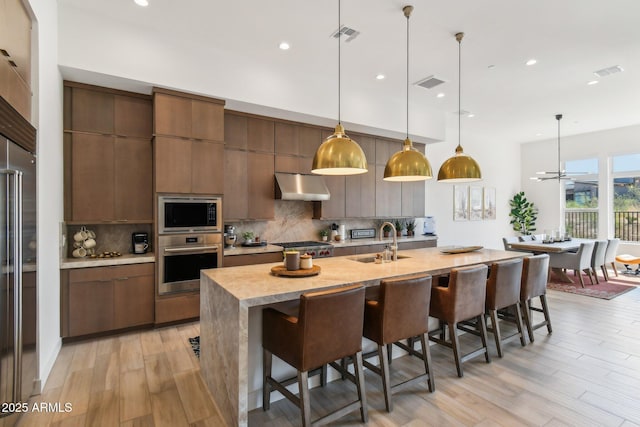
[467,113,475,118]
[535,133,542,136]
[279,42,290,50]
[375,74,385,80]
[487,65,496,69]
[526,59,537,66]
[436,93,445,98]
[134,0,149,6]
[587,80,599,85]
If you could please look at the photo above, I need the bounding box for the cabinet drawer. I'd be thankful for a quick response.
[333,247,356,257]
[68,263,154,283]
[155,293,200,324]
[223,252,282,267]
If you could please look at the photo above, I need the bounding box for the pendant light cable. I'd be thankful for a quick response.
[556,114,562,181]
[406,7,409,138]
[338,0,341,124]
[457,32,462,150]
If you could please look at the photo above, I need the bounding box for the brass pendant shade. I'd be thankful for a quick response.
[436,144,482,182]
[383,5,432,182]
[437,32,482,183]
[311,0,368,176]
[384,138,433,181]
[312,123,368,175]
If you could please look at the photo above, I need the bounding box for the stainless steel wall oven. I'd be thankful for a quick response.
[157,233,222,295]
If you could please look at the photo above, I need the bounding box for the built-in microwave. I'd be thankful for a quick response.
[158,195,222,234]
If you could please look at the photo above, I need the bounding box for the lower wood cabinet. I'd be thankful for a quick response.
[155,292,200,325]
[61,263,154,338]
[223,252,283,267]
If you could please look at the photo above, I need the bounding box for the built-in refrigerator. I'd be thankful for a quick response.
[1,137,37,426]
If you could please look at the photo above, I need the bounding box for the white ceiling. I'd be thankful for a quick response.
[57,0,640,146]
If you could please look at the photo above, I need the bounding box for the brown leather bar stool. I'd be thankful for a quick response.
[362,274,435,412]
[520,254,552,342]
[484,258,526,357]
[428,264,491,377]
[262,284,368,427]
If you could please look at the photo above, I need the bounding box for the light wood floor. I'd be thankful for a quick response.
[19,276,640,427]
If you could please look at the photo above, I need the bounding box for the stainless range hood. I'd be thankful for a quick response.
[275,172,330,201]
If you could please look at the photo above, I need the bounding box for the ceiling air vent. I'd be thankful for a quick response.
[330,25,360,42]
[415,75,446,90]
[593,65,624,77]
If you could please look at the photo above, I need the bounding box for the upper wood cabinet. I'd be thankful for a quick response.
[345,135,376,218]
[154,90,224,141]
[224,148,274,220]
[0,0,32,122]
[64,82,153,223]
[400,142,426,217]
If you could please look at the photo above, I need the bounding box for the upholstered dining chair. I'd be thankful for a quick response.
[519,235,534,242]
[429,264,491,377]
[603,238,620,280]
[362,274,434,412]
[262,284,368,427]
[502,237,520,250]
[548,241,595,288]
[590,240,608,284]
[520,254,552,342]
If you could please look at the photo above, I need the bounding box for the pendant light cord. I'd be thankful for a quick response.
[457,33,462,150]
[557,114,562,182]
[338,0,341,125]
[406,9,410,138]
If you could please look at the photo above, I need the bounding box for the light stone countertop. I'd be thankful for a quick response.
[223,244,284,256]
[60,253,155,269]
[203,246,524,307]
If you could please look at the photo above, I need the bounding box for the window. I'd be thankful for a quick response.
[612,154,640,242]
[564,158,598,238]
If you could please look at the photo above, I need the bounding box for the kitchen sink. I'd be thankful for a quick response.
[351,254,411,263]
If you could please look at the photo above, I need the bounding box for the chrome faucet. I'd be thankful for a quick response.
[379,221,398,261]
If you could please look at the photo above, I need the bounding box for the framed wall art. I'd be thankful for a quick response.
[469,186,483,221]
[453,185,469,221]
[483,187,496,220]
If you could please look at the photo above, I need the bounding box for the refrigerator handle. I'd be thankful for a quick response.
[4,169,24,402]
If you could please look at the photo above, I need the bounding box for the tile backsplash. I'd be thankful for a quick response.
[65,223,152,257]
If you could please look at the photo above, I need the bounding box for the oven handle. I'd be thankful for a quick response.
[164,245,220,254]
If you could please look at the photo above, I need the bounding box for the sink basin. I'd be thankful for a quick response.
[351,254,411,263]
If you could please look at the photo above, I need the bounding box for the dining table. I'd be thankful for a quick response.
[509,238,595,283]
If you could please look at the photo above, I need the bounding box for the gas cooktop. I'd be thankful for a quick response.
[275,241,334,258]
[276,241,333,248]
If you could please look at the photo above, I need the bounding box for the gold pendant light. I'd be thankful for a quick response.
[384,5,432,182]
[312,0,367,176]
[437,32,482,182]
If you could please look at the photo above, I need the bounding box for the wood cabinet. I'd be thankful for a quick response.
[345,135,376,218]
[223,149,274,220]
[64,83,153,223]
[154,91,224,142]
[61,263,154,338]
[155,293,200,325]
[223,252,283,267]
[155,136,224,194]
[0,0,31,121]
[397,240,436,250]
[400,142,426,217]
[332,247,357,257]
[153,89,225,195]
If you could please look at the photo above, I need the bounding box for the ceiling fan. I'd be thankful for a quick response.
[530,114,584,181]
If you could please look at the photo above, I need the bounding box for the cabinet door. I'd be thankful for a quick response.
[314,175,345,219]
[275,122,298,155]
[115,137,152,221]
[191,141,224,194]
[71,87,114,134]
[247,118,274,152]
[154,136,191,193]
[298,126,321,158]
[115,95,152,138]
[375,165,401,217]
[224,113,248,149]
[346,170,375,218]
[223,149,248,220]
[192,100,224,141]
[401,180,426,217]
[68,280,114,336]
[154,93,191,137]
[274,155,300,174]
[71,133,115,221]
[248,152,275,219]
[114,275,154,329]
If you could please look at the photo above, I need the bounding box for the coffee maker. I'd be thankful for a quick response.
[132,232,149,254]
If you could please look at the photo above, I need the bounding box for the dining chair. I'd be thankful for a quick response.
[503,237,521,251]
[590,240,608,284]
[603,238,620,280]
[548,241,595,288]
[519,235,534,242]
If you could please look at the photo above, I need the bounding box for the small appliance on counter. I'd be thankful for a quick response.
[224,225,237,248]
[422,216,436,235]
[132,232,149,254]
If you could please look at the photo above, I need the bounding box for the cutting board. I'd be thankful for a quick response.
[270,265,321,277]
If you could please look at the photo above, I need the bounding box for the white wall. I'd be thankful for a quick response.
[426,127,521,250]
[28,0,63,390]
[521,123,640,256]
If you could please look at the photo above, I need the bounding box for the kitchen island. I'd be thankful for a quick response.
[200,247,529,427]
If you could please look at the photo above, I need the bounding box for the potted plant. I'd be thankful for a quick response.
[405,219,416,237]
[382,223,392,238]
[394,219,405,237]
[319,229,329,241]
[509,192,538,235]
[242,231,255,244]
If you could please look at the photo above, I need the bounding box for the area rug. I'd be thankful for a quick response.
[189,336,200,358]
[547,273,638,300]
